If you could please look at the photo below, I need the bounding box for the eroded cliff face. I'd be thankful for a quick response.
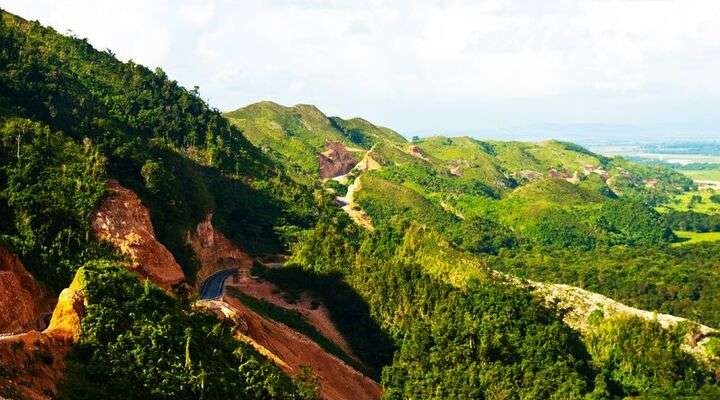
[44,275,86,344]
[196,298,382,400]
[319,143,358,179]
[92,180,185,289]
[187,213,253,287]
[0,247,51,334]
[0,272,85,400]
[187,217,379,399]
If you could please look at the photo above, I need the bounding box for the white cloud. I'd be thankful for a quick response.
[1,0,719,136]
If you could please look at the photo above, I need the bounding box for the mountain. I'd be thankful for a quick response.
[224,102,405,183]
[0,9,342,399]
[0,8,719,400]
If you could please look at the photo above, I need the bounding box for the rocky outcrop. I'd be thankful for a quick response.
[196,298,382,400]
[187,213,254,287]
[44,275,86,344]
[0,247,51,334]
[531,281,718,363]
[92,180,185,289]
[319,143,357,179]
[0,272,85,400]
[407,144,429,161]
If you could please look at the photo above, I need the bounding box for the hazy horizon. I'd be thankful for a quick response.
[2,0,719,140]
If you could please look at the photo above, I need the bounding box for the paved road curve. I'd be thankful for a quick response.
[199,268,238,299]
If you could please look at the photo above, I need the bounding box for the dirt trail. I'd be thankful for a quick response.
[337,176,374,230]
[481,267,718,363]
[225,265,359,364]
[335,147,380,231]
[197,298,382,400]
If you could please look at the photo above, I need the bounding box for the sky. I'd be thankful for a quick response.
[2,0,720,141]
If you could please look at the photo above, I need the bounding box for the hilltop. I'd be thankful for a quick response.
[224,102,404,183]
[0,8,719,400]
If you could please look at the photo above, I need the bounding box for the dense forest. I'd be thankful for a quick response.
[0,10,319,399]
[1,8,719,400]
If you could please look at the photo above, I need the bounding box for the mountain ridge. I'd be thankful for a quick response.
[1,8,719,400]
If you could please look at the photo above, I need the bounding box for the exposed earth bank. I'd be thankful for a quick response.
[91,179,185,289]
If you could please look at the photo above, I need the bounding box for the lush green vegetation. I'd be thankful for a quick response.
[586,314,719,398]
[224,102,404,182]
[488,244,720,328]
[673,230,720,246]
[0,118,112,291]
[0,10,321,397]
[658,189,720,215]
[60,262,311,400]
[682,169,720,181]
[3,7,720,399]
[271,220,720,398]
[0,10,319,286]
[663,210,720,232]
[359,169,674,251]
[674,163,720,182]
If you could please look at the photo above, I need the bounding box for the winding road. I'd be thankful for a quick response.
[199,268,238,299]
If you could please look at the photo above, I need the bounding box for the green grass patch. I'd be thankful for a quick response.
[672,231,720,246]
[659,190,720,215]
[679,168,720,182]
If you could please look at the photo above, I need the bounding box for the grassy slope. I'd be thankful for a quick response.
[659,189,720,214]
[673,230,720,246]
[678,167,720,182]
[489,140,602,172]
[224,101,406,181]
[224,101,350,178]
[414,136,511,190]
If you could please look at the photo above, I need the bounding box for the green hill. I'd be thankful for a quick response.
[0,10,322,398]
[224,101,406,182]
[1,8,719,400]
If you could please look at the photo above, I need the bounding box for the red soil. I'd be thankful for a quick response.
[186,213,253,288]
[319,143,357,179]
[0,247,52,334]
[188,215,379,399]
[91,180,185,289]
[200,297,382,400]
[0,272,85,399]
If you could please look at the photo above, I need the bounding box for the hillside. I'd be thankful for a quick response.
[1,8,719,400]
[228,100,720,397]
[224,102,405,183]
[0,10,369,399]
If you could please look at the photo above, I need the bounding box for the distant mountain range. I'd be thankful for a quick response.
[406,122,720,146]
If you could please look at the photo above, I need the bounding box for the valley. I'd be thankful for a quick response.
[0,8,719,400]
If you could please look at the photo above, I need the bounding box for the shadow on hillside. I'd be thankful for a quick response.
[252,263,396,380]
[109,148,298,282]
